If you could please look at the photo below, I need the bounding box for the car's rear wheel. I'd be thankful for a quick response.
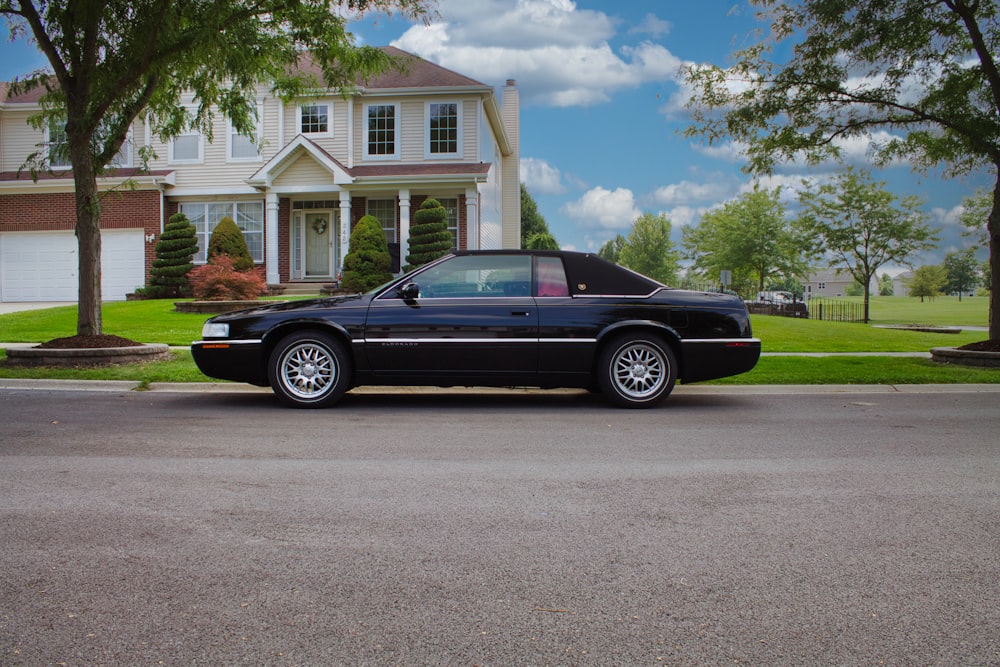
[267,331,352,408]
[598,333,676,408]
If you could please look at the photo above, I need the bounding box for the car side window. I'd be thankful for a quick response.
[413,255,532,298]
[535,256,569,297]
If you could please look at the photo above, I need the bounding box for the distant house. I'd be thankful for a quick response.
[0,47,521,302]
[804,269,857,298]
[893,271,914,297]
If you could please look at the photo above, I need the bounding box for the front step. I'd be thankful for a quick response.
[271,282,332,296]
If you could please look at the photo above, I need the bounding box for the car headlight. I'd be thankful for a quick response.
[201,322,230,338]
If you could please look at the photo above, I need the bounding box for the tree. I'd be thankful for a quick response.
[684,0,1000,341]
[1,0,432,338]
[943,248,981,300]
[525,232,559,250]
[520,184,557,248]
[797,168,938,322]
[405,198,452,271]
[207,217,254,271]
[342,215,393,292]
[879,272,895,296]
[683,186,808,295]
[597,234,626,264]
[618,213,679,285]
[908,264,948,302]
[147,212,198,298]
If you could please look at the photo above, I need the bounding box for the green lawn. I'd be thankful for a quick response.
[0,297,995,384]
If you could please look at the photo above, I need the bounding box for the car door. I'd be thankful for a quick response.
[364,254,539,381]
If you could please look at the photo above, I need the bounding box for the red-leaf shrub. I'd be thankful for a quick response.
[189,254,267,300]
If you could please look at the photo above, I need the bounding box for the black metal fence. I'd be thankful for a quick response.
[803,298,865,323]
[680,282,865,322]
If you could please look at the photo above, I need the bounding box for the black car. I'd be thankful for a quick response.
[191,250,761,408]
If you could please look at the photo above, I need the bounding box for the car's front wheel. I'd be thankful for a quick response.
[267,331,352,408]
[598,333,677,408]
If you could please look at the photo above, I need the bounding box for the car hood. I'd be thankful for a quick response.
[208,294,366,321]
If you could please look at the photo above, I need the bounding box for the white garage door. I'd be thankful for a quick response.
[0,230,145,302]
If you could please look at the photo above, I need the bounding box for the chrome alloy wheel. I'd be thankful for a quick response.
[279,341,338,400]
[611,341,668,400]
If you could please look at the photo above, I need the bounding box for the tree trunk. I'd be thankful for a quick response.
[989,175,1000,341]
[72,154,103,337]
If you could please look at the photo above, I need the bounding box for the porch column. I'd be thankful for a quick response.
[465,187,480,250]
[265,192,280,284]
[338,191,351,274]
[398,189,411,258]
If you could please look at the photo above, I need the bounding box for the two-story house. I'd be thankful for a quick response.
[0,47,520,302]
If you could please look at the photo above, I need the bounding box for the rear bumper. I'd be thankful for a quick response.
[680,338,761,383]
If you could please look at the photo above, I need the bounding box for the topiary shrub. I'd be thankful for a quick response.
[341,214,393,292]
[404,198,453,271]
[147,212,198,298]
[207,216,254,271]
[189,254,268,300]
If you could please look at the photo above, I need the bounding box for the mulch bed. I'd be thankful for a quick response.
[958,340,1000,353]
[37,335,144,349]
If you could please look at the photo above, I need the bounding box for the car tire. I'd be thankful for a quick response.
[598,333,677,408]
[267,330,352,408]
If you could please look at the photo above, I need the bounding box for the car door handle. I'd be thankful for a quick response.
[510,310,531,317]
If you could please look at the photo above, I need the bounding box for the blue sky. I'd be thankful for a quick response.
[1,0,991,267]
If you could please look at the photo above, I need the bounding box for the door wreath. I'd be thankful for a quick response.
[312,218,328,235]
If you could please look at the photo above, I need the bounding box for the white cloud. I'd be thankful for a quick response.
[520,157,566,195]
[649,179,731,207]
[561,186,641,230]
[391,0,685,107]
[629,13,671,38]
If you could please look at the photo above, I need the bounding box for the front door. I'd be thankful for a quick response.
[305,212,333,278]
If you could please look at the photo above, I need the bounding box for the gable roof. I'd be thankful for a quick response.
[294,46,489,92]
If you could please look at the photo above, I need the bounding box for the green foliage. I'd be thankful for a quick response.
[148,212,198,298]
[908,265,949,302]
[207,217,254,271]
[682,0,1000,339]
[525,232,560,250]
[684,186,808,293]
[797,167,938,322]
[520,184,556,248]
[598,234,626,264]
[342,215,393,292]
[405,198,453,271]
[879,273,895,297]
[618,213,679,284]
[943,248,981,300]
[189,254,267,300]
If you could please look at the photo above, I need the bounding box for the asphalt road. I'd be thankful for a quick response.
[1,385,998,666]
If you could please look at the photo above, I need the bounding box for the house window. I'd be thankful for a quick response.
[367,199,398,244]
[300,104,330,135]
[109,131,133,168]
[47,118,132,169]
[46,119,70,169]
[437,197,459,247]
[180,201,265,263]
[365,103,398,158]
[428,102,459,156]
[170,127,203,163]
[229,103,262,161]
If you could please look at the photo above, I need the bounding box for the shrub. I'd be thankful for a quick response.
[189,254,267,300]
[207,216,254,271]
[341,214,394,292]
[404,198,453,271]
[147,212,198,298]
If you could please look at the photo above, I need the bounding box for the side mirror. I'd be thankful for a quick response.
[398,282,420,300]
